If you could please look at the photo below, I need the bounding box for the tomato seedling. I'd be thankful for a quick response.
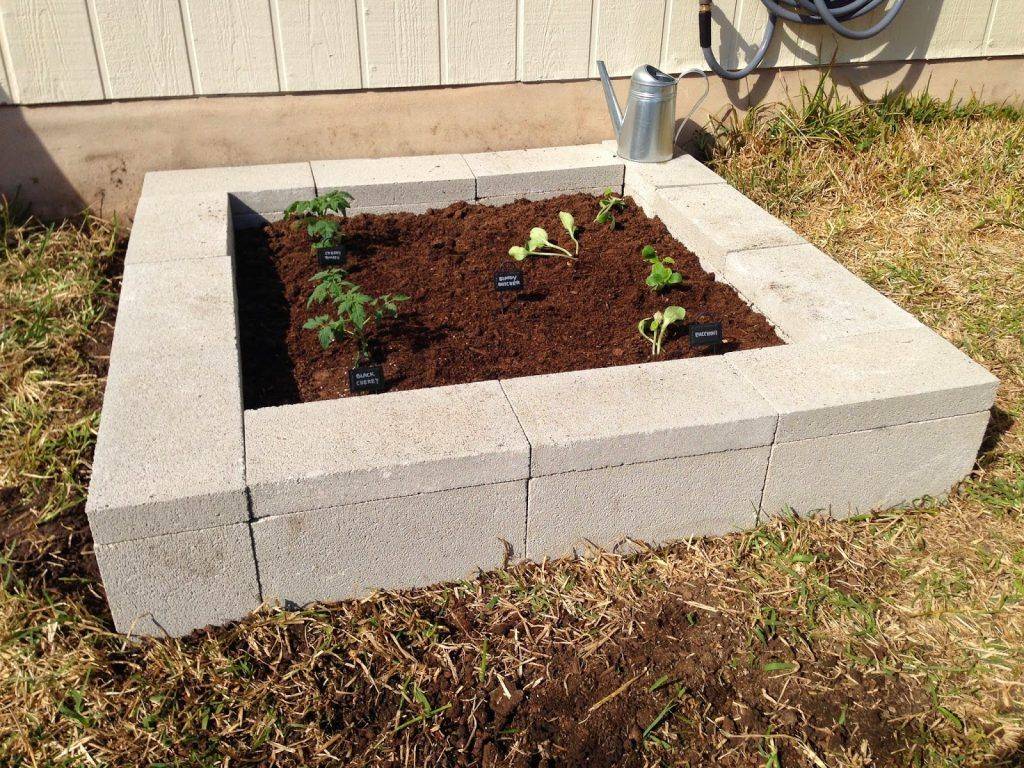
[285,190,354,249]
[509,227,577,262]
[638,305,686,356]
[595,188,626,228]
[642,245,685,292]
[559,211,580,255]
[304,268,408,365]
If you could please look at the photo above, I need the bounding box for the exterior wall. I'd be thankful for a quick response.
[0,0,1021,105]
[2,56,1022,221]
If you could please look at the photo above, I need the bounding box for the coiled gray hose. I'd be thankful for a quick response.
[698,0,906,80]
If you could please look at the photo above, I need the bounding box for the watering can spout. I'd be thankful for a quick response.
[596,60,623,138]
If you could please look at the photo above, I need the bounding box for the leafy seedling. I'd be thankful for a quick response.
[509,227,577,262]
[638,305,686,356]
[559,211,580,255]
[285,190,354,249]
[642,245,685,292]
[304,268,408,365]
[595,188,626,228]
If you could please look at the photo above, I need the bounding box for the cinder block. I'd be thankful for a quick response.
[141,162,315,215]
[86,259,246,544]
[761,411,990,517]
[729,328,998,443]
[349,201,448,216]
[478,186,611,206]
[526,447,770,559]
[655,185,805,274]
[722,243,922,342]
[245,381,530,518]
[126,192,233,264]
[95,522,260,637]
[254,481,527,606]
[619,152,727,217]
[311,153,476,207]
[500,358,777,477]
[464,144,625,197]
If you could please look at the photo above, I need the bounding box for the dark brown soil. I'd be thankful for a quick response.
[235,194,783,407]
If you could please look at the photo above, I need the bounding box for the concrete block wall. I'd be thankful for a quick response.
[88,144,997,636]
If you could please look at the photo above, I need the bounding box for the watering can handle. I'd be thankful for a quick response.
[669,67,710,144]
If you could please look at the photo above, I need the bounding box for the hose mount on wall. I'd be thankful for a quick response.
[698,0,907,80]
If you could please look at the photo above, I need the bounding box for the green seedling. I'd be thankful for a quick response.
[304,268,408,364]
[285,190,354,249]
[509,227,577,262]
[642,245,685,292]
[559,211,580,255]
[638,305,686,356]
[595,187,626,228]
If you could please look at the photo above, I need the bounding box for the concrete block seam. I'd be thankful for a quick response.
[248,474,533,524]
[498,379,533,559]
[769,408,993,448]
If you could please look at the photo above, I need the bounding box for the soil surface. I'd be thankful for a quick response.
[235,194,783,407]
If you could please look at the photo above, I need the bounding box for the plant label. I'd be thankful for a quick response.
[348,364,384,394]
[689,322,724,347]
[317,245,347,267]
[494,267,525,292]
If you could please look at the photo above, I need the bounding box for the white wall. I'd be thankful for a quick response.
[0,0,1019,105]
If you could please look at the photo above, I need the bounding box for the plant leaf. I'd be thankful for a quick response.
[529,227,549,249]
[317,326,334,348]
[641,245,657,262]
[509,246,528,261]
[662,306,686,326]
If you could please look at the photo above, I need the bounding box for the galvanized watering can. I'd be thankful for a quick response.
[597,61,709,163]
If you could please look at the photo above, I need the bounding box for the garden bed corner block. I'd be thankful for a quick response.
[89,146,998,636]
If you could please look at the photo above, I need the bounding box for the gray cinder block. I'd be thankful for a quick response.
[86,258,246,544]
[312,153,476,207]
[729,328,999,443]
[95,522,260,637]
[126,192,233,264]
[526,447,770,559]
[464,144,625,198]
[500,357,777,476]
[655,184,805,274]
[761,411,990,517]
[722,243,922,342]
[254,481,527,607]
[245,381,531,518]
[141,162,315,215]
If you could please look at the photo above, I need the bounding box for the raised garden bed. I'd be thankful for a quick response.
[86,145,998,636]
[236,193,782,406]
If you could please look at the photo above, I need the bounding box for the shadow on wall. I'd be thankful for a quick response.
[671,0,944,143]
[0,105,86,219]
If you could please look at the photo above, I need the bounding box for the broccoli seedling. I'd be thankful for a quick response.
[509,227,577,262]
[642,245,685,292]
[638,306,686,357]
[285,190,354,249]
[304,268,408,365]
[559,211,580,255]
[595,188,626,228]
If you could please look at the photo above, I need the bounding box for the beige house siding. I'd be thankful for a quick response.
[0,0,1020,105]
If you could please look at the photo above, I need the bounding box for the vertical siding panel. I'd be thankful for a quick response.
[661,0,733,72]
[0,30,11,102]
[520,0,592,81]
[183,0,279,94]
[443,0,516,84]
[90,0,192,97]
[590,0,663,77]
[0,0,103,103]
[275,0,362,90]
[986,0,1024,55]
[359,0,439,87]
[833,0,989,64]
[733,0,821,69]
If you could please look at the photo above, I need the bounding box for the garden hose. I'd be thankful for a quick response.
[699,0,906,80]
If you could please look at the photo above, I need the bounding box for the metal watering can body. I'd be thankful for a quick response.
[598,61,708,163]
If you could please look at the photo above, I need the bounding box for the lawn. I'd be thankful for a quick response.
[1,81,1021,767]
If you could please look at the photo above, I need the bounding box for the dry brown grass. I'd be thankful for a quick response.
[1,84,1022,767]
